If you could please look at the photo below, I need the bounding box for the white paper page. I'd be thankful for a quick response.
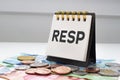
[46,14,92,62]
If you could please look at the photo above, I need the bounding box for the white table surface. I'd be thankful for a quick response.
[0,42,120,63]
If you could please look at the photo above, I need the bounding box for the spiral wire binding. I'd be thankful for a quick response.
[55,11,88,21]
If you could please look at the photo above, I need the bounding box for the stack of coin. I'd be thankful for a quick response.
[17,56,35,65]
[16,56,36,71]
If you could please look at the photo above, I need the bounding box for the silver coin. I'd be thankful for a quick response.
[105,63,120,67]
[66,65,79,72]
[30,62,48,68]
[73,70,87,76]
[16,65,30,70]
[109,66,120,75]
[99,69,119,77]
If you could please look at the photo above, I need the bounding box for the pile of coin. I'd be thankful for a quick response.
[16,56,73,75]
[26,68,51,75]
[16,56,120,77]
[16,56,95,76]
[25,65,72,75]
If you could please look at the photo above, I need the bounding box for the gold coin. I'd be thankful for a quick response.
[17,56,35,61]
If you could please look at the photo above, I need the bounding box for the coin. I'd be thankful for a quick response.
[21,61,35,65]
[73,70,87,76]
[30,62,49,68]
[25,68,36,75]
[66,65,79,72]
[35,68,51,75]
[105,63,120,67]
[50,64,62,69]
[51,66,72,75]
[0,76,9,80]
[17,56,35,61]
[15,65,30,70]
[109,66,120,75]
[99,69,119,77]
[86,67,100,73]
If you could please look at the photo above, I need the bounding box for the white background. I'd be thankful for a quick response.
[0,0,120,43]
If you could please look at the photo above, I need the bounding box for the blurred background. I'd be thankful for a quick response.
[0,0,120,43]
